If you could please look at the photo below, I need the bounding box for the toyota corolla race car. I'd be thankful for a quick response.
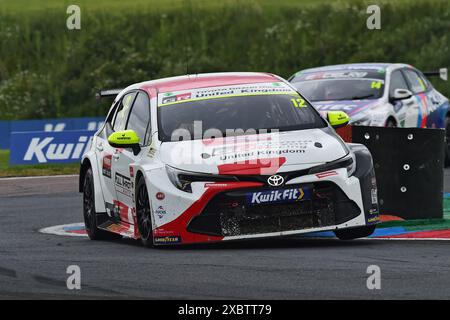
[289,63,450,160]
[79,72,379,246]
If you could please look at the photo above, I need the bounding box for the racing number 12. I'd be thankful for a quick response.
[291,98,306,108]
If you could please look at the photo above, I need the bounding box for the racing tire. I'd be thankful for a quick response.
[334,225,376,240]
[83,167,122,240]
[445,116,450,167]
[136,177,154,248]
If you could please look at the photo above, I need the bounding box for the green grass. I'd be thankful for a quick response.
[0,150,79,177]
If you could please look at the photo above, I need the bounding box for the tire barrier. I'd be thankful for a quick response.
[337,126,444,219]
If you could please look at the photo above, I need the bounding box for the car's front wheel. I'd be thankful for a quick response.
[334,225,376,240]
[83,167,121,240]
[136,177,154,247]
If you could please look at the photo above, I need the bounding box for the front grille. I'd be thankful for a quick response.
[187,182,360,237]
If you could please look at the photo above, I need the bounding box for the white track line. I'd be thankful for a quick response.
[0,174,78,181]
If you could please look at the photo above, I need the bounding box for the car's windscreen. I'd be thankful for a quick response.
[290,69,386,102]
[292,79,385,102]
[157,84,325,142]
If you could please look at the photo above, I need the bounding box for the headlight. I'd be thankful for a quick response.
[166,165,237,193]
[309,153,356,177]
[349,113,372,126]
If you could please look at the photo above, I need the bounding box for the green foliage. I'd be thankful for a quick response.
[0,0,449,120]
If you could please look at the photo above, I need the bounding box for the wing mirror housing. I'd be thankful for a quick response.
[108,130,141,155]
[391,88,412,101]
[327,111,350,129]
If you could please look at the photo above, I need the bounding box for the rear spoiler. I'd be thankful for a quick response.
[423,68,448,81]
[95,88,124,100]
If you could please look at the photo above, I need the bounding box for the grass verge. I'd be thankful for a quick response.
[0,150,79,178]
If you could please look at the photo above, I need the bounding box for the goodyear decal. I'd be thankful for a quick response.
[154,235,182,244]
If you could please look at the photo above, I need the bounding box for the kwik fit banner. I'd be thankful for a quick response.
[9,130,96,165]
[0,117,103,149]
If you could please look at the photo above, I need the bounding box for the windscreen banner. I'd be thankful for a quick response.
[0,117,103,149]
[9,130,97,165]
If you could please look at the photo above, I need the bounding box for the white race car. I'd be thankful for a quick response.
[80,72,379,246]
[289,63,450,161]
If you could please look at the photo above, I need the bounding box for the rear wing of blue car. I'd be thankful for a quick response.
[95,89,123,100]
[423,68,448,81]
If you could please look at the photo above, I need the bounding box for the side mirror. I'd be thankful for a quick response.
[327,111,350,129]
[391,88,412,101]
[108,130,141,155]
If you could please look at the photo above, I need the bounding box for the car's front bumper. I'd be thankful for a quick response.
[147,154,379,245]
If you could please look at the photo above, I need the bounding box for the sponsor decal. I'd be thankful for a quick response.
[153,229,176,237]
[115,172,133,197]
[218,149,305,161]
[267,174,284,187]
[212,139,311,159]
[304,71,369,80]
[154,235,182,244]
[102,154,112,178]
[247,187,309,205]
[205,183,233,188]
[158,82,294,106]
[162,92,192,105]
[155,206,167,219]
[371,188,378,205]
[147,148,156,158]
[315,171,338,179]
[10,131,95,165]
[156,192,165,200]
[368,216,380,223]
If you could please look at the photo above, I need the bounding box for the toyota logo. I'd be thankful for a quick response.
[267,175,284,187]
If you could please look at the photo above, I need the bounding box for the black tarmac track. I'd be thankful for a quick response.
[0,173,450,299]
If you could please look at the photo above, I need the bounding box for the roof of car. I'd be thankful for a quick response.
[131,72,281,95]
